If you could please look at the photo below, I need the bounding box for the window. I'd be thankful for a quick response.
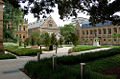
[113,28,117,33]
[98,29,101,34]
[16,34,18,37]
[86,30,88,35]
[48,20,52,27]
[82,31,85,35]
[19,34,21,38]
[94,30,97,36]
[19,26,21,31]
[16,26,18,30]
[103,29,106,34]
[114,39,116,41]
[23,35,25,38]
[104,39,106,41]
[108,28,111,34]
[90,30,92,34]
[23,26,25,31]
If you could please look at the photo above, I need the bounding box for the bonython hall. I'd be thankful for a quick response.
[74,17,120,45]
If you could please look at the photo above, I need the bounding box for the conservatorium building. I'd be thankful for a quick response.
[76,20,120,45]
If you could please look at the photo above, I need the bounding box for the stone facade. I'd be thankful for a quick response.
[7,21,28,42]
[0,0,4,53]
[76,22,120,45]
[14,21,28,42]
[28,16,60,38]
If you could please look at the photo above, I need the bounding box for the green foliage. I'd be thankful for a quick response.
[72,45,102,52]
[24,48,120,79]
[60,24,75,42]
[50,33,57,45]
[0,53,16,59]
[24,38,30,46]
[30,32,40,45]
[58,37,64,47]
[108,38,112,41]
[84,39,89,45]
[41,32,51,47]
[3,2,24,42]
[57,48,120,65]
[70,33,79,46]
[5,46,41,56]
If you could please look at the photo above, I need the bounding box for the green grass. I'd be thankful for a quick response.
[72,45,110,52]
[0,53,16,59]
[5,46,41,56]
[24,48,120,79]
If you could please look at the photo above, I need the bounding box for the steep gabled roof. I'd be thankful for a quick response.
[0,0,4,4]
[28,15,57,29]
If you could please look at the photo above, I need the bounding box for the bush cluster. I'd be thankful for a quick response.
[5,46,41,56]
[0,53,16,59]
[24,48,120,79]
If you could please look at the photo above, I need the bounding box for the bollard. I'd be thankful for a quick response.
[80,63,86,79]
[52,55,56,70]
[56,46,57,54]
[37,52,40,61]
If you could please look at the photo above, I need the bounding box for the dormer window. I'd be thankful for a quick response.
[48,20,52,27]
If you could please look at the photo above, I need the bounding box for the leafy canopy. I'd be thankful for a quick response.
[3,0,120,25]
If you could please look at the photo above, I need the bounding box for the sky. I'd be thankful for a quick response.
[24,5,90,26]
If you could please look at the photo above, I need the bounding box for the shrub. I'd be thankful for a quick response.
[57,48,120,65]
[0,53,16,59]
[72,45,103,52]
[5,46,42,56]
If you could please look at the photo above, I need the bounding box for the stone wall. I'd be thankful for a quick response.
[76,25,120,45]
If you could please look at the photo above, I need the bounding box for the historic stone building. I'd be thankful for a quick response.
[76,19,120,45]
[0,0,4,53]
[28,16,60,38]
[7,21,28,42]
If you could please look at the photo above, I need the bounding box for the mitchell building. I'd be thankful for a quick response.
[6,20,28,42]
[75,18,120,45]
[28,15,60,39]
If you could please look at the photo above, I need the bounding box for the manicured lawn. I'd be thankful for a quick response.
[24,48,120,79]
[72,45,109,52]
[0,53,16,59]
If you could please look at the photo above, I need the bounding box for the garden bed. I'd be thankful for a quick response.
[99,65,120,79]
[0,53,16,59]
[72,45,109,52]
[24,48,120,79]
[5,46,42,56]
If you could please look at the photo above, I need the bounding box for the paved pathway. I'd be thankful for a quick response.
[0,47,113,79]
[0,47,71,79]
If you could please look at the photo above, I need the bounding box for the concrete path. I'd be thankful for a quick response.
[0,47,113,79]
[0,47,71,79]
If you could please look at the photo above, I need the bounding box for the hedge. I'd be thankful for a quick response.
[0,53,16,59]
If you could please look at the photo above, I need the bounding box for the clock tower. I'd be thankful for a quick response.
[0,0,4,53]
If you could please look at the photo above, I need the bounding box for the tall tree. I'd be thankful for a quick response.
[60,24,75,43]
[3,0,120,25]
[3,2,24,42]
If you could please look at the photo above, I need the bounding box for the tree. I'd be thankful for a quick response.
[84,39,89,45]
[30,32,40,45]
[70,33,79,46]
[3,2,24,42]
[113,32,118,45]
[50,33,57,45]
[24,38,30,46]
[60,24,75,44]
[41,32,51,49]
[58,37,64,47]
[4,0,120,25]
